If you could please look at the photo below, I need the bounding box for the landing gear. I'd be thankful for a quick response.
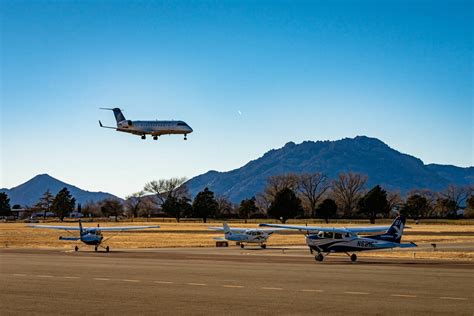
[94,246,98,252]
[74,246,79,252]
[153,136,158,140]
[141,135,146,140]
[184,134,187,140]
[261,244,267,249]
[106,246,110,252]
[315,253,324,262]
[240,243,245,249]
[350,254,357,262]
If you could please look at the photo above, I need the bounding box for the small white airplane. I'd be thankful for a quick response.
[260,216,416,262]
[99,108,193,140]
[28,221,160,252]
[208,223,282,249]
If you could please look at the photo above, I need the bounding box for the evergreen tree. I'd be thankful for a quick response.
[358,185,388,224]
[238,197,259,223]
[267,188,303,223]
[401,194,430,220]
[100,198,123,221]
[51,188,76,221]
[0,192,11,216]
[192,187,218,223]
[316,198,338,223]
[35,189,54,219]
[161,196,192,222]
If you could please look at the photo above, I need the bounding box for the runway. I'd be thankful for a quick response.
[1,247,473,315]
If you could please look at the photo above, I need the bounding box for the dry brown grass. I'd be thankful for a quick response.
[1,221,473,261]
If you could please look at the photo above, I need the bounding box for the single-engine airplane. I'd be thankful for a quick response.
[99,108,193,140]
[208,223,282,249]
[28,221,160,252]
[260,216,416,262]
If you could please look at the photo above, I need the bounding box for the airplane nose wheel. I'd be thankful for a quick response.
[261,244,267,249]
[315,253,324,262]
[94,246,98,252]
[106,246,110,252]
[240,243,245,249]
[184,134,187,140]
[350,254,357,262]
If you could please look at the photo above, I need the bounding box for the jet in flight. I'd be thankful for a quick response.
[208,223,282,249]
[99,108,193,140]
[260,216,416,262]
[28,221,160,252]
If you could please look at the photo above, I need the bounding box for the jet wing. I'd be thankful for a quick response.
[95,225,160,231]
[28,225,81,231]
[259,223,390,234]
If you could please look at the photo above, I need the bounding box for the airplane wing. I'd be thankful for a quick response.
[259,223,390,234]
[208,227,247,233]
[207,227,284,233]
[28,225,81,231]
[95,225,160,231]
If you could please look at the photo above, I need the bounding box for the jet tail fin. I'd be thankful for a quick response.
[100,107,126,123]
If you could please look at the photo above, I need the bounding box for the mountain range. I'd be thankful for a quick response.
[0,174,121,207]
[186,136,473,203]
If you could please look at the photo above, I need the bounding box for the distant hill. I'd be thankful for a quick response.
[0,174,121,207]
[186,136,473,203]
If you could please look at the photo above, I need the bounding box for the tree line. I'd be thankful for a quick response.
[1,172,473,223]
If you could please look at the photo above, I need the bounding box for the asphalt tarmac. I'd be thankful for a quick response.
[1,247,473,315]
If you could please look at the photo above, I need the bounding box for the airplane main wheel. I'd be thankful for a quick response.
[141,135,146,140]
[350,254,357,262]
[261,244,267,249]
[74,246,78,252]
[106,246,110,252]
[94,246,98,252]
[240,243,245,249]
[315,253,324,262]
[153,136,158,140]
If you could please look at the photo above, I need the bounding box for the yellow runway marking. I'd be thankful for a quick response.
[154,281,174,284]
[391,294,416,298]
[12,274,27,277]
[187,283,207,286]
[440,297,468,301]
[122,279,140,283]
[223,285,244,288]
[94,278,110,281]
[301,289,323,293]
[261,287,283,290]
[37,275,53,278]
[63,276,80,279]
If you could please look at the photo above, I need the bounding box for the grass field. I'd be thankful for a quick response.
[1,220,473,261]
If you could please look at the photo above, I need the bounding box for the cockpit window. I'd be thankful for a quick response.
[177,122,186,126]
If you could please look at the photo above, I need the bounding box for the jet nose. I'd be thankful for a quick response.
[187,126,193,133]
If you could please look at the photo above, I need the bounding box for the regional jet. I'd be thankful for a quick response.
[208,223,282,249]
[260,216,416,262]
[99,108,193,140]
[28,221,160,252]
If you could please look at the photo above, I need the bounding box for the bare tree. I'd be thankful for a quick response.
[386,191,402,217]
[440,185,473,209]
[264,173,299,201]
[215,195,235,219]
[125,190,147,221]
[144,177,189,206]
[332,172,367,217]
[255,193,271,215]
[297,173,330,217]
[82,201,102,217]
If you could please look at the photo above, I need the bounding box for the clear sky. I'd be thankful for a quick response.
[1,0,472,198]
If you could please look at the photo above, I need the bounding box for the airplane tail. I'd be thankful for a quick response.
[372,216,406,243]
[100,108,126,123]
[223,222,231,236]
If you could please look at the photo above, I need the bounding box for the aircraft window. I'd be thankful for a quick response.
[323,232,333,238]
[334,233,343,239]
[177,123,186,126]
[317,231,324,238]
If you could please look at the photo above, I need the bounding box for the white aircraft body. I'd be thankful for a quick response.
[99,108,193,140]
[260,216,416,262]
[209,223,281,249]
[28,221,160,252]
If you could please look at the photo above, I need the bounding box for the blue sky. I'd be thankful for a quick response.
[1,0,472,197]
